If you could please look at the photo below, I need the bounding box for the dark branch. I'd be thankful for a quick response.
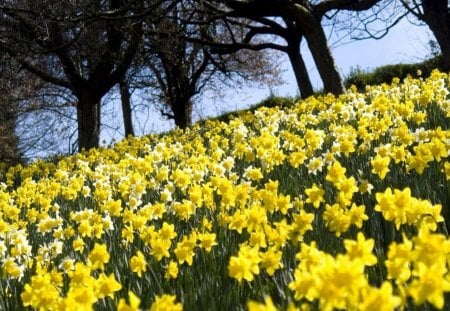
[316,0,382,17]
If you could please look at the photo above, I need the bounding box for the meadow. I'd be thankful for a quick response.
[0,70,449,310]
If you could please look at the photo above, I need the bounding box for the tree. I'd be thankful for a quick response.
[0,62,22,164]
[282,18,314,98]
[200,14,315,98]
[0,0,146,151]
[400,0,450,71]
[119,76,135,137]
[0,52,80,160]
[138,2,283,128]
[0,54,23,164]
[191,0,383,96]
[0,51,77,162]
[0,106,20,165]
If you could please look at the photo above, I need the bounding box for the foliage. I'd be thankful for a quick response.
[0,71,449,310]
[211,95,298,125]
[344,55,444,90]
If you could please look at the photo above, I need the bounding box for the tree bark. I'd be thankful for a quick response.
[119,78,135,137]
[436,32,450,71]
[76,91,101,151]
[172,99,193,129]
[420,0,450,71]
[304,20,345,95]
[0,101,21,164]
[286,36,314,98]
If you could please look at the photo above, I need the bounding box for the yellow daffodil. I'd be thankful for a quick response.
[118,291,141,311]
[130,250,147,277]
[150,294,183,311]
[88,243,110,270]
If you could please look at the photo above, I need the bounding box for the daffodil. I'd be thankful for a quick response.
[21,273,61,310]
[247,296,277,311]
[150,294,183,311]
[130,251,147,277]
[325,161,346,184]
[260,247,283,276]
[228,245,261,283]
[165,260,179,280]
[359,282,401,311]
[95,273,122,299]
[371,155,390,180]
[344,232,377,266]
[305,183,325,208]
[118,291,141,311]
[88,243,110,270]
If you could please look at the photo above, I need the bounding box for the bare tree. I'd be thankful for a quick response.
[137,2,283,128]
[187,0,384,96]
[197,15,315,98]
[0,51,78,162]
[0,0,147,151]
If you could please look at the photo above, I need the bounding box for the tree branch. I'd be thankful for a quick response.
[315,0,382,17]
[184,35,287,54]
[399,0,422,19]
[99,22,143,95]
[0,47,72,88]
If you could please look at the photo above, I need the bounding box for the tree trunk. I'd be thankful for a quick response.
[76,91,101,151]
[286,37,314,98]
[172,99,193,129]
[119,78,135,137]
[421,0,450,71]
[436,33,450,71]
[0,101,21,164]
[304,20,345,95]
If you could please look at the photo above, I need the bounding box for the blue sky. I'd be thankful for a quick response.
[102,18,434,143]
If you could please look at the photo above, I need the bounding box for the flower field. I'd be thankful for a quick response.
[0,71,449,310]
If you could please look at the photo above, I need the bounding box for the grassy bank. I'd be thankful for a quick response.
[0,70,449,310]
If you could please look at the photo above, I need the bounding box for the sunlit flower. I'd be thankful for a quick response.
[118,291,141,311]
[165,261,179,280]
[325,161,346,184]
[88,243,110,270]
[150,294,183,311]
[95,273,122,299]
[385,239,413,283]
[63,284,97,310]
[371,155,390,180]
[0,69,448,311]
[228,245,261,283]
[150,237,171,261]
[260,247,283,276]
[360,282,401,311]
[21,273,61,310]
[174,235,197,266]
[408,262,450,309]
[130,251,147,277]
[247,296,277,311]
[323,203,351,236]
[344,232,377,266]
[305,183,325,208]
[306,157,324,175]
[198,232,217,252]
